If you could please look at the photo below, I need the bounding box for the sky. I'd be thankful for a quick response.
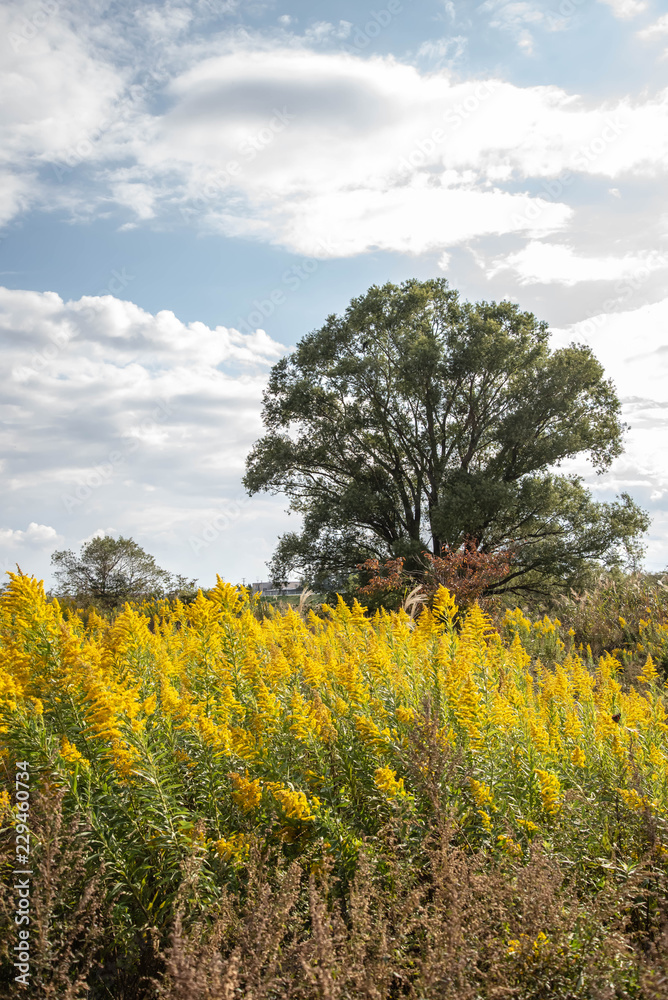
[1,0,668,591]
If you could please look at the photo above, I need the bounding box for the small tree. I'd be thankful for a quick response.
[51,535,196,611]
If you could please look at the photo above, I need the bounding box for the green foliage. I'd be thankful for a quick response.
[244,278,649,599]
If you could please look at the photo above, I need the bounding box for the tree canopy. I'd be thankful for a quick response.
[51,535,196,611]
[243,278,649,598]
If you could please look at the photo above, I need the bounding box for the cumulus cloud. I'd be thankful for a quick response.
[111,47,667,256]
[598,0,648,19]
[551,296,668,510]
[638,13,668,37]
[551,295,668,405]
[478,1,546,54]
[487,241,668,285]
[0,285,286,582]
[2,20,667,257]
[0,1,127,223]
[0,522,63,582]
[0,523,61,547]
[548,295,668,569]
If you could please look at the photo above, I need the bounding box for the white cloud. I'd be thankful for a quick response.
[598,0,648,19]
[305,20,352,42]
[480,1,546,54]
[0,26,667,258]
[118,48,668,256]
[0,284,284,494]
[0,285,290,585]
[0,2,127,222]
[0,523,61,547]
[133,4,194,41]
[487,241,668,285]
[551,295,668,482]
[417,36,467,64]
[638,13,668,38]
[549,295,668,569]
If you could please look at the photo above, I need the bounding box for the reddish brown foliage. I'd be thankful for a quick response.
[422,538,513,606]
[356,556,406,599]
[356,539,514,610]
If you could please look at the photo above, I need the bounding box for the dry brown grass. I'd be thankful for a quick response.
[150,818,668,1000]
[0,783,108,999]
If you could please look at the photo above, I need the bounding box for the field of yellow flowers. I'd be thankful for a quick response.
[1,570,668,998]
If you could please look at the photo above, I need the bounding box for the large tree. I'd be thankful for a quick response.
[243,279,649,598]
[51,535,196,611]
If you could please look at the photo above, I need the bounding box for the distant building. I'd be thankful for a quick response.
[251,580,304,597]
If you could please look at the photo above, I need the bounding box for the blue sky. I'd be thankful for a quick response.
[1,0,668,589]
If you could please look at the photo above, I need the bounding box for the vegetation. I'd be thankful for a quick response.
[354,538,515,615]
[244,278,649,599]
[51,535,197,612]
[1,570,668,997]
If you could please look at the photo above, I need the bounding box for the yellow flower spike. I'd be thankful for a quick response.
[517,818,539,836]
[60,736,91,770]
[497,833,522,857]
[431,586,458,630]
[477,809,493,832]
[142,693,157,716]
[533,932,549,957]
[535,768,562,815]
[0,788,11,817]
[469,778,496,810]
[571,745,586,768]
[266,782,319,821]
[639,654,659,686]
[374,766,407,799]
[215,831,250,864]
[618,788,656,813]
[230,772,262,812]
[354,714,389,749]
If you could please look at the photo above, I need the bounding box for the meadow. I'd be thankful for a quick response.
[1,570,668,998]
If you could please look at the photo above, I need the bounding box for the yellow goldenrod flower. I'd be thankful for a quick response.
[266,782,319,821]
[497,833,522,857]
[478,809,493,832]
[639,654,659,686]
[618,787,656,813]
[354,714,390,749]
[535,769,562,815]
[230,772,262,812]
[532,931,548,957]
[142,693,157,715]
[60,736,90,770]
[374,766,407,799]
[215,831,250,863]
[469,778,495,810]
[0,788,11,816]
